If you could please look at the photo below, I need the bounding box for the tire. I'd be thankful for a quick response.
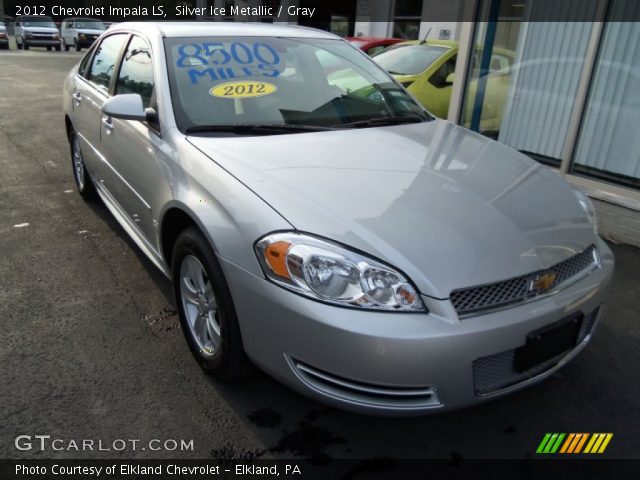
[63,39,69,51]
[74,39,81,52]
[172,228,249,379]
[69,130,97,200]
[23,42,29,50]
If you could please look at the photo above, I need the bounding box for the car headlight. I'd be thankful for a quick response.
[574,189,598,234]
[255,232,425,312]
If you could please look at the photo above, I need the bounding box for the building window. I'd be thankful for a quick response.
[330,16,350,37]
[393,0,423,40]
[457,0,639,191]
[460,0,595,156]
[571,1,640,189]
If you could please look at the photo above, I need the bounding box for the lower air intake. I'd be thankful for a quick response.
[472,307,600,396]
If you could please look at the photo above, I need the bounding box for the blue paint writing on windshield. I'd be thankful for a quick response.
[176,42,282,84]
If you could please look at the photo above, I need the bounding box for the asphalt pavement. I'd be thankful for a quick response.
[0,46,639,461]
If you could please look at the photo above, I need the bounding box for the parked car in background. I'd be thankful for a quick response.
[345,36,403,56]
[63,22,613,415]
[61,18,106,52]
[14,15,61,51]
[0,23,9,49]
[373,40,514,133]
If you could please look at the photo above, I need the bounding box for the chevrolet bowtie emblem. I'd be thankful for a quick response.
[529,272,557,292]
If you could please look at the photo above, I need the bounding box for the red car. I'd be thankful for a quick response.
[345,36,403,56]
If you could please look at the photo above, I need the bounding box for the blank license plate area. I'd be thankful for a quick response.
[514,314,582,373]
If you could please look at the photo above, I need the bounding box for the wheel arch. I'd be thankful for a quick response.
[159,204,218,269]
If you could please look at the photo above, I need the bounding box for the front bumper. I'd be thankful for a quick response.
[24,39,60,47]
[77,37,99,47]
[223,238,614,415]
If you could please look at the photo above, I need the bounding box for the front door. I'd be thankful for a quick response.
[99,34,169,246]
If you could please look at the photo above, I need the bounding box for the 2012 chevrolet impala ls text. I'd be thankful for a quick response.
[62,22,614,415]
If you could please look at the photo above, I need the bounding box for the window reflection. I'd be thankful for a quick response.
[116,36,155,108]
[88,34,127,91]
[572,4,640,187]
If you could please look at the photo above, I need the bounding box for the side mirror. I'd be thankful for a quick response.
[445,72,455,85]
[102,94,146,121]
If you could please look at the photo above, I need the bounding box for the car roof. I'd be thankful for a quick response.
[108,22,339,39]
[63,17,103,22]
[395,39,458,48]
[17,15,54,20]
[345,37,399,42]
[392,39,514,57]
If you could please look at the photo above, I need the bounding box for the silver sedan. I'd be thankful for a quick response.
[62,22,614,415]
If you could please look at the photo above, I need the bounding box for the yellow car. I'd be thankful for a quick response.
[373,40,515,135]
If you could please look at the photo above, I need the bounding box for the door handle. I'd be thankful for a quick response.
[102,117,113,133]
[72,92,82,103]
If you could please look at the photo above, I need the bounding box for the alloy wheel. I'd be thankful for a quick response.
[179,255,221,356]
[72,136,85,190]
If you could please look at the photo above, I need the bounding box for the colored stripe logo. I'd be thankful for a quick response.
[536,433,612,454]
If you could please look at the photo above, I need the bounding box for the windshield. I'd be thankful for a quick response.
[374,45,447,75]
[21,17,57,28]
[164,36,429,133]
[75,21,105,30]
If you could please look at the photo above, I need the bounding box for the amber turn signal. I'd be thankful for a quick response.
[264,241,292,279]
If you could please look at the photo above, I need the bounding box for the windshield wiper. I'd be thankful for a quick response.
[335,114,428,129]
[185,124,335,135]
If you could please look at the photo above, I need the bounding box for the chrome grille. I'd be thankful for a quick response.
[450,246,598,317]
[472,307,600,396]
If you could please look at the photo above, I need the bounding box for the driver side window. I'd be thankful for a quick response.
[87,34,128,92]
[429,55,457,88]
[115,35,155,108]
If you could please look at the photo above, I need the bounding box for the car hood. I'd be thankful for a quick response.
[76,29,104,35]
[390,72,420,85]
[23,27,58,34]
[188,120,596,298]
